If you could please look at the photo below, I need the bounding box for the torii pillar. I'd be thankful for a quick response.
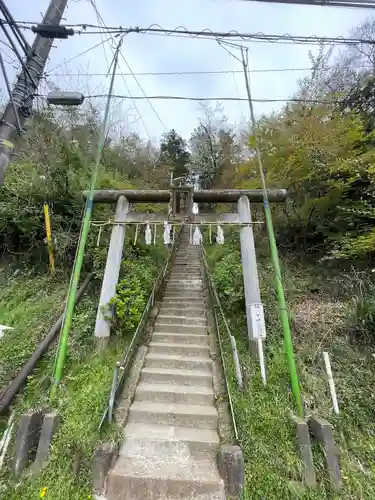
[238,195,266,353]
[94,195,129,348]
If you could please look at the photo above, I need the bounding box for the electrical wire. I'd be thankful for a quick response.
[238,0,375,8]
[46,36,115,73]
[0,50,21,133]
[85,1,155,139]
[117,48,167,131]
[44,67,326,77]
[36,92,341,104]
[88,0,110,70]
[0,0,31,55]
[5,20,375,45]
[0,20,35,85]
[0,46,18,66]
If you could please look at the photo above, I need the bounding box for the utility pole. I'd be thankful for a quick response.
[0,0,69,186]
[241,46,303,417]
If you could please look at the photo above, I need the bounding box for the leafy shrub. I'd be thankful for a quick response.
[213,249,245,315]
[110,240,167,334]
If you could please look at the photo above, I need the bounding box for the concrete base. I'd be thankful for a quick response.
[96,336,110,351]
[32,412,59,473]
[217,444,244,498]
[92,442,118,494]
[309,416,341,490]
[13,411,43,477]
[291,415,316,487]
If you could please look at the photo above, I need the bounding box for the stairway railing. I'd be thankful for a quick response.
[201,246,240,443]
[99,226,183,428]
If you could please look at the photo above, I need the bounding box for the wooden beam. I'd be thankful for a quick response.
[194,189,286,203]
[83,189,287,204]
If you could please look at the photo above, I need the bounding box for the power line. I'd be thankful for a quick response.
[0,0,31,56]
[117,49,167,131]
[86,1,152,140]
[38,93,340,104]
[6,20,375,45]
[238,0,375,8]
[45,67,325,77]
[87,1,166,134]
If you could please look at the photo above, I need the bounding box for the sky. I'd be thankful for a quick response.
[1,0,373,144]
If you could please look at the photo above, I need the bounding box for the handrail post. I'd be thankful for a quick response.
[94,195,129,348]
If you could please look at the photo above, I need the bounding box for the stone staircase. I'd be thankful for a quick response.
[106,234,225,500]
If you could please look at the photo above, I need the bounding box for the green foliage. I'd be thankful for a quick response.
[110,239,167,333]
[0,240,166,499]
[206,234,375,498]
[0,107,156,264]
[0,268,68,392]
[213,250,244,314]
[111,259,153,333]
[236,102,375,259]
[348,288,375,343]
[158,129,190,182]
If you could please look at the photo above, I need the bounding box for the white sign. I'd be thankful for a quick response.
[250,303,266,339]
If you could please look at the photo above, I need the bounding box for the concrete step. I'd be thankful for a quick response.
[161,303,206,312]
[173,264,201,268]
[156,315,206,326]
[160,307,205,317]
[168,275,202,280]
[107,455,224,500]
[152,332,208,345]
[166,290,203,297]
[122,423,220,459]
[162,302,205,308]
[149,342,210,358]
[141,367,212,387]
[161,300,205,308]
[163,294,205,302]
[164,291,204,296]
[171,271,201,276]
[135,382,214,405]
[167,281,202,288]
[168,276,202,286]
[173,262,201,266]
[154,323,207,335]
[128,401,218,429]
[145,353,212,371]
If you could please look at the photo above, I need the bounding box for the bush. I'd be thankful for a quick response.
[213,249,245,315]
[110,241,167,334]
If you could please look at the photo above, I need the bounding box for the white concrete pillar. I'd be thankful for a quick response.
[237,195,265,344]
[94,195,129,344]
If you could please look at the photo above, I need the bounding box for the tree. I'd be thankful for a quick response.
[158,129,190,183]
[235,98,375,257]
[189,103,241,189]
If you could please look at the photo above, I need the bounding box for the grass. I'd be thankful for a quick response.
[0,269,125,499]
[0,268,69,393]
[0,238,167,499]
[207,233,375,499]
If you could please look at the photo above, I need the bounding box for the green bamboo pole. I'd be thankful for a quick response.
[241,47,303,417]
[50,41,122,399]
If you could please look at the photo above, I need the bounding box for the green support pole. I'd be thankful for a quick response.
[241,46,303,417]
[50,40,122,399]
[264,204,303,417]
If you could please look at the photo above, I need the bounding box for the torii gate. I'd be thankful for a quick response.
[83,187,286,351]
